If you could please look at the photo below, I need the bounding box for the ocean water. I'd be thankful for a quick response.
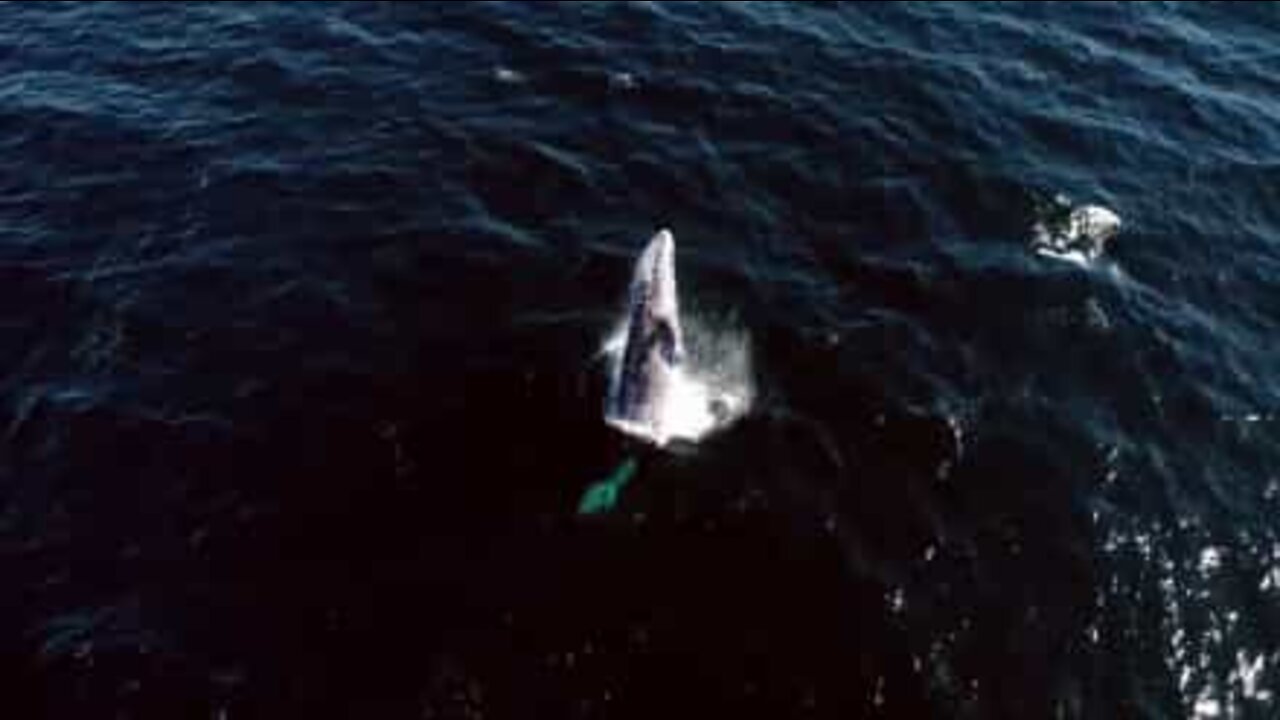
[1,2,1278,717]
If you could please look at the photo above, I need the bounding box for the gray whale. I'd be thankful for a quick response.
[605,229,684,444]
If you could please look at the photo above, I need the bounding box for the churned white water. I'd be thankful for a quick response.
[1031,195,1122,268]
[600,312,754,448]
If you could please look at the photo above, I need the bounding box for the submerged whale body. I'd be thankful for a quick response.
[605,229,684,445]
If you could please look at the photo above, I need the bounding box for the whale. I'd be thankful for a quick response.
[605,228,685,445]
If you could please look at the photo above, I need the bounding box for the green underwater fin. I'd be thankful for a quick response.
[577,456,639,515]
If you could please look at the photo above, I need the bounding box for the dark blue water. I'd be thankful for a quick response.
[2,2,1279,717]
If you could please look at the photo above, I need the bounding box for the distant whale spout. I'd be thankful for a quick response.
[606,229,683,444]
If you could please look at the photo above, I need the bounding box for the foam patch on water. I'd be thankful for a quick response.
[1031,194,1122,268]
[600,312,754,448]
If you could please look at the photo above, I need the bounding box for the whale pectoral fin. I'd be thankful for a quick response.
[577,457,639,515]
[577,481,621,515]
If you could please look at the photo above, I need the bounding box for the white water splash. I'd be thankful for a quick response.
[600,312,754,448]
[492,66,526,85]
[1031,194,1122,268]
